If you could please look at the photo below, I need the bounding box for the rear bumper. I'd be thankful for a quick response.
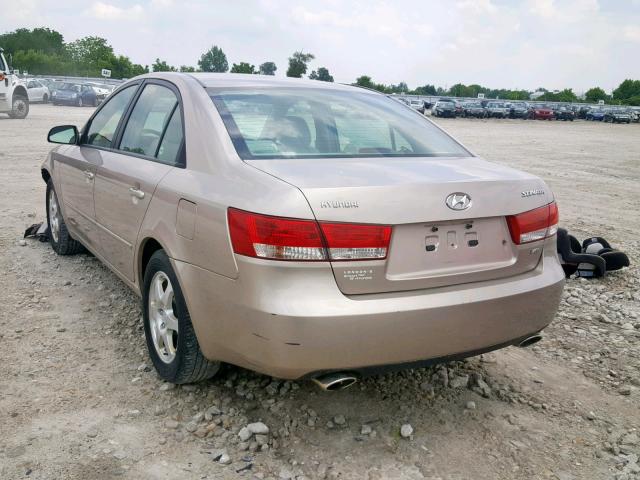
[175,239,564,379]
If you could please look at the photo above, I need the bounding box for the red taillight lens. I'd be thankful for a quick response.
[228,208,392,261]
[506,202,559,245]
[228,208,326,261]
[320,222,392,261]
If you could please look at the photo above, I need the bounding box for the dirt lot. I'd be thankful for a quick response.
[1,105,639,480]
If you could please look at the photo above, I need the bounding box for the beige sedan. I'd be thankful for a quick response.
[42,73,564,390]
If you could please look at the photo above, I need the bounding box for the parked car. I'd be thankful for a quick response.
[586,107,606,121]
[462,101,487,118]
[630,107,640,123]
[509,102,529,119]
[26,79,51,103]
[555,106,575,121]
[576,104,591,119]
[408,98,425,114]
[42,73,564,387]
[87,82,116,104]
[432,99,457,117]
[51,83,99,107]
[529,104,555,120]
[485,101,509,118]
[604,108,632,124]
[454,101,465,117]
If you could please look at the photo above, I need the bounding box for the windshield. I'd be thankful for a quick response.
[60,83,80,91]
[209,87,470,160]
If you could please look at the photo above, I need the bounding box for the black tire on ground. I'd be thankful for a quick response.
[8,95,29,119]
[143,250,221,384]
[46,180,85,255]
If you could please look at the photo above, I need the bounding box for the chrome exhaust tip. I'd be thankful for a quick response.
[311,372,358,391]
[518,334,543,348]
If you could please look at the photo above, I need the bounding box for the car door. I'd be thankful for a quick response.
[93,80,184,282]
[57,84,139,251]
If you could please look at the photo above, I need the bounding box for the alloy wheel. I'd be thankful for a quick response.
[48,188,60,243]
[148,271,179,364]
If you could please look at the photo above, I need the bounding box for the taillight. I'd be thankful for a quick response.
[506,202,559,245]
[319,222,391,260]
[227,208,392,261]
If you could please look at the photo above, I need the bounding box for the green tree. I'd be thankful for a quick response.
[584,87,609,103]
[66,36,115,76]
[612,79,640,102]
[230,62,256,74]
[110,55,147,78]
[286,51,314,78]
[355,75,374,89]
[0,27,65,56]
[179,65,196,72]
[12,49,72,75]
[353,75,391,93]
[259,61,277,75]
[538,88,578,103]
[309,66,333,82]
[413,84,437,95]
[198,46,228,72]
[152,58,176,72]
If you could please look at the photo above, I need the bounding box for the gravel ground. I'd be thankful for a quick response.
[1,105,639,480]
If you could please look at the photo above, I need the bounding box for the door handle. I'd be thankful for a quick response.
[83,170,95,180]
[129,187,145,199]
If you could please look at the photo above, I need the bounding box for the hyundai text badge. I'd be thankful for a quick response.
[445,192,472,211]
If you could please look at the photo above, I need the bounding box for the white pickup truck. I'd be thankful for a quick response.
[0,47,29,119]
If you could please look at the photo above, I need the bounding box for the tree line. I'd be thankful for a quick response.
[2,27,639,105]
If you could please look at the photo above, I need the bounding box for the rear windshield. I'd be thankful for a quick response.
[209,87,470,160]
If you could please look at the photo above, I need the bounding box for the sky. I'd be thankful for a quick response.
[3,0,640,93]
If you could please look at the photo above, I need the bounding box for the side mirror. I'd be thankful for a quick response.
[48,125,78,145]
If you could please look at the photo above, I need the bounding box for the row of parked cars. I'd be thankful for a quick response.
[24,78,116,107]
[400,97,640,124]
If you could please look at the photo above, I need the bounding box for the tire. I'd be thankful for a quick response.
[8,95,29,119]
[43,94,48,104]
[46,180,84,255]
[143,250,220,384]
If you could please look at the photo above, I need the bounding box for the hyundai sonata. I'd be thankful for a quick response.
[41,73,564,389]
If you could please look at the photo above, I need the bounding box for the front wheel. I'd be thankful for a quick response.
[143,250,221,384]
[46,180,84,255]
[8,95,29,119]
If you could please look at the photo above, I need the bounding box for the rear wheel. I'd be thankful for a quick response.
[8,95,29,119]
[46,180,84,255]
[143,250,220,384]
[43,93,49,103]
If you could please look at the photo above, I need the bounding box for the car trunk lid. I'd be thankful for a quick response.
[247,157,554,294]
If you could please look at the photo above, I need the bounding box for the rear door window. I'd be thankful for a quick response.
[119,84,179,159]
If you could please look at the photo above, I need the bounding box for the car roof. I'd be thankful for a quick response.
[130,72,374,95]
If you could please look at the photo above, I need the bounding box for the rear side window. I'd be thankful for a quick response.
[119,84,180,161]
[85,85,136,148]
